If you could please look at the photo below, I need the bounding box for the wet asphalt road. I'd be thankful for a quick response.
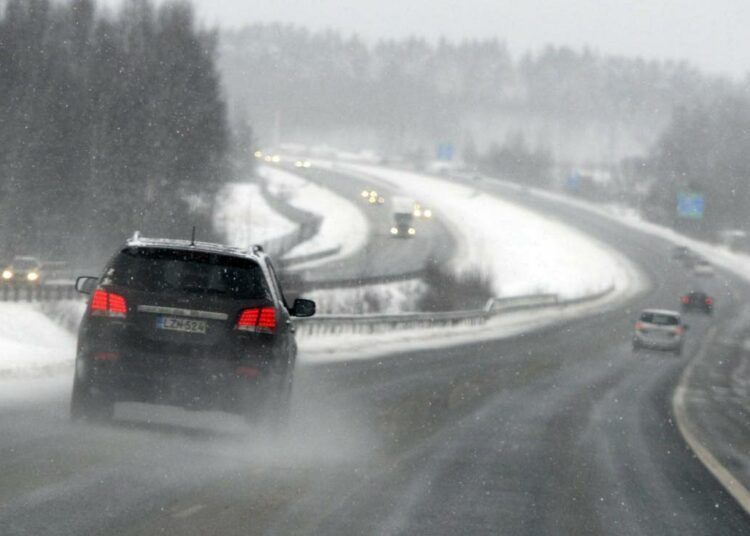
[1,180,749,535]
[287,165,455,287]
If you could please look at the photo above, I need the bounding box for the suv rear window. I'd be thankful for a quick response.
[640,312,679,325]
[105,247,270,299]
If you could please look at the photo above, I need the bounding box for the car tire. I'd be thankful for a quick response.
[632,342,640,352]
[70,373,114,422]
[242,373,293,431]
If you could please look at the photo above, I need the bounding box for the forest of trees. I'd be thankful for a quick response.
[641,96,750,237]
[3,1,749,260]
[221,23,750,237]
[0,0,229,264]
[220,24,735,165]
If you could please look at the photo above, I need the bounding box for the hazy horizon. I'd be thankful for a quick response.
[93,0,750,79]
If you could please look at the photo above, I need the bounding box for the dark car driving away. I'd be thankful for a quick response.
[681,290,714,314]
[71,236,315,423]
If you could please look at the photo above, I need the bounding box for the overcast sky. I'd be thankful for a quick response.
[99,0,750,78]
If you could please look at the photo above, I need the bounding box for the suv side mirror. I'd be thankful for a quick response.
[291,298,316,317]
[75,276,99,295]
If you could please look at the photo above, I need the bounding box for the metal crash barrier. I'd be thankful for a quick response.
[294,286,615,337]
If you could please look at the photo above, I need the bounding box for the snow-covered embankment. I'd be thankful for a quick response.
[256,165,369,267]
[340,164,638,299]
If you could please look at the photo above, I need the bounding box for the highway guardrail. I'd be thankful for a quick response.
[294,287,613,337]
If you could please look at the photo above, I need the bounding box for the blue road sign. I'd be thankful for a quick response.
[437,143,454,161]
[566,172,581,192]
[677,192,705,220]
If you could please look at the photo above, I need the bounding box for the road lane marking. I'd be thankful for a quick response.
[672,325,750,516]
[172,504,206,519]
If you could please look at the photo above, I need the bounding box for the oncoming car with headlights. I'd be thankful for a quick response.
[71,236,316,423]
[391,196,417,238]
[360,189,385,204]
[2,256,42,285]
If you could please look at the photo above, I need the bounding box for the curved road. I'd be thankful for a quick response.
[1,177,749,535]
[284,164,456,287]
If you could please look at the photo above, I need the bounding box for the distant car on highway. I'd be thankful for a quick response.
[692,259,715,277]
[391,196,417,238]
[413,202,433,219]
[632,309,687,355]
[71,236,316,423]
[671,245,692,260]
[2,256,42,285]
[360,189,385,204]
[680,291,713,315]
[294,159,312,169]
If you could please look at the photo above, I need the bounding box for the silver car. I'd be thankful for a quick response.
[632,309,686,355]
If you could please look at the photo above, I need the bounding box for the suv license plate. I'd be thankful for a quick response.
[156,316,207,334]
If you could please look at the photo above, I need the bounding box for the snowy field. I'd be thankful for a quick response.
[306,279,427,315]
[214,181,297,248]
[0,303,75,379]
[333,163,636,299]
[257,165,369,267]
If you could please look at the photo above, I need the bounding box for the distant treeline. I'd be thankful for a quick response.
[221,24,734,162]
[0,0,229,264]
[637,96,750,237]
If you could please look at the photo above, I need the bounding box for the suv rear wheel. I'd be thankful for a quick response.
[70,368,115,422]
[241,373,292,429]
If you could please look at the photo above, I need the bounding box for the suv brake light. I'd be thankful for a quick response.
[705,297,713,305]
[91,289,127,318]
[681,296,689,304]
[237,307,276,333]
[635,321,644,331]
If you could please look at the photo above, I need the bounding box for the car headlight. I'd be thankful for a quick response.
[423,209,432,218]
[369,197,377,204]
[378,197,385,204]
[390,227,399,235]
[27,272,39,282]
[295,161,303,167]
[271,155,281,163]
[2,270,13,280]
[361,190,369,198]
[408,228,416,235]
[303,161,311,168]
[254,150,263,158]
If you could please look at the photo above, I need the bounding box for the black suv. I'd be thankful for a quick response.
[71,236,315,422]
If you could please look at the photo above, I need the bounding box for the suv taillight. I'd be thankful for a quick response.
[90,289,127,318]
[236,307,276,333]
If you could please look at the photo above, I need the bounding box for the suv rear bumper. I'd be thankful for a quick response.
[77,350,284,412]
